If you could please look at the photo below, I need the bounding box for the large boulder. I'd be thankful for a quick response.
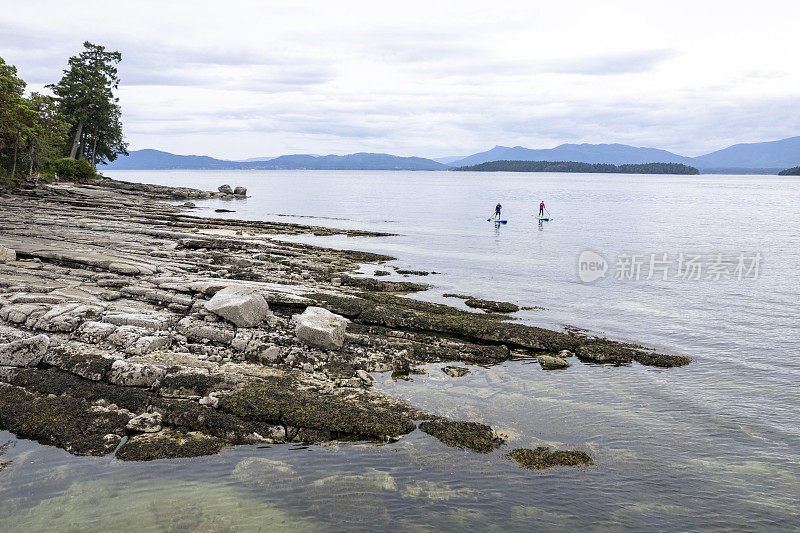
[538,355,570,370]
[233,186,247,197]
[204,287,270,328]
[218,184,233,195]
[295,306,348,350]
[0,334,50,367]
[0,245,16,263]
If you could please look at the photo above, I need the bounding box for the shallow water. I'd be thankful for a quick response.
[2,170,798,531]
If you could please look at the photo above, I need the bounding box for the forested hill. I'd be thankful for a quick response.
[778,166,800,176]
[454,160,700,175]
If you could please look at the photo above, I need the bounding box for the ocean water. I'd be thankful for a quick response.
[2,169,798,531]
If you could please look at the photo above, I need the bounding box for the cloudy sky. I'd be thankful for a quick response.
[2,0,798,159]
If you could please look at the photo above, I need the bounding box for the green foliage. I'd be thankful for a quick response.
[51,157,96,182]
[778,166,800,176]
[47,41,127,166]
[0,42,125,186]
[454,160,700,175]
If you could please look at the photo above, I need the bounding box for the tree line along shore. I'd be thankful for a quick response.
[0,42,127,187]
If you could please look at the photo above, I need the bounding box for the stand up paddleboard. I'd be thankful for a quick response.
[488,219,508,224]
[538,217,552,221]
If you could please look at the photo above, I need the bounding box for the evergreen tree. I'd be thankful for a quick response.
[48,41,128,166]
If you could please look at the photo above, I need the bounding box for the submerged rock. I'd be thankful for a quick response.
[419,420,505,453]
[507,447,593,470]
[538,355,570,370]
[204,286,270,328]
[0,334,49,367]
[401,480,479,501]
[233,457,296,491]
[295,306,348,350]
[306,468,396,528]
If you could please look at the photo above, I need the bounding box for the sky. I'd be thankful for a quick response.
[1,0,799,160]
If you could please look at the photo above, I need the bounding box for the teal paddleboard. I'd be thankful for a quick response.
[489,219,508,224]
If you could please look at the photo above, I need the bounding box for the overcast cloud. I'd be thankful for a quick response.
[1,0,798,159]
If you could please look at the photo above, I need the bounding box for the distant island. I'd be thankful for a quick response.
[778,166,800,175]
[454,160,700,175]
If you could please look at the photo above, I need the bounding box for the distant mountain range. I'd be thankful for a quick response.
[445,136,800,171]
[106,150,449,171]
[105,136,800,172]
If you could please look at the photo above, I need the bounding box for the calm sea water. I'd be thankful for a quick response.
[2,170,798,531]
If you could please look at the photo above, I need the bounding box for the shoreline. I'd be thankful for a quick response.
[0,178,688,468]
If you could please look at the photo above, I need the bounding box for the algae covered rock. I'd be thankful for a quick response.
[204,286,270,328]
[126,412,163,433]
[0,334,49,367]
[0,383,127,456]
[507,447,593,470]
[295,306,348,350]
[442,365,471,378]
[419,420,505,453]
[116,429,225,461]
[220,378,416,441]
[464,298,520,313]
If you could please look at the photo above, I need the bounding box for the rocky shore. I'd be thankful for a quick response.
[0,179,689,467]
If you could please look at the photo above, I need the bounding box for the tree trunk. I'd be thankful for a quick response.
[29,143,35,176]
[92,137,98,168]
[11,141,18,179]
[69,120,83,159]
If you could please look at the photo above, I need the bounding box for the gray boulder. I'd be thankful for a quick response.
[218,184,233,195]
[108,359,166,387]
[538,355,570,370]
[295,306,348,350]
[233,186,247,196]
[204,286,270,328]
[0,245,16,263]
[0,334,50,367]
